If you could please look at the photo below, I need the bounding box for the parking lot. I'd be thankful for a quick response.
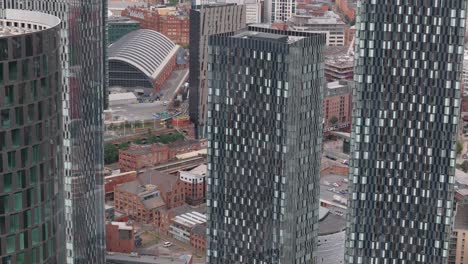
[320,173,348,215]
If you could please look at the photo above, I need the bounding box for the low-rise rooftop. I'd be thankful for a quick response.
[455,204,468,230]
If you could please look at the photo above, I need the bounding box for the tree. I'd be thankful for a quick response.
[457,141,463,155]
[104,144,119,164]
[329,116,338,125]
[118,142,130,150]
[462,160,468,173]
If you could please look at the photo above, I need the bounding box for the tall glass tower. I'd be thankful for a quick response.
[0,9,64,263]
[345,1,467,263]
[1,0,107,263]
[206,26,325,263]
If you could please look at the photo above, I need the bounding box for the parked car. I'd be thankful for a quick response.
[163,242,173,247]
[130,252,139,258]
[343,159,349,165]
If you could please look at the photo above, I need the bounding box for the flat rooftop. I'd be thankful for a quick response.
[1,9,61,38]
[456,169,468,186]
[455,204,468,230]
[233,31,304,44]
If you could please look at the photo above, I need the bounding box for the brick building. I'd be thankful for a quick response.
[121,5,189,45]
[179,164,206,205]
[106,221,135,253]
[169,211,207,250]
[335,0,356,22]
[104,171,138,201]
[114,170,185,231]
[190,224,206,251]
[119,139,202,172]
[323,81,353,132]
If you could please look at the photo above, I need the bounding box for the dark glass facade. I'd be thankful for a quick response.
[206,27,325,264]
[345,1,467,263]
[0,10,64,263]
[1,0,107,263]
[189,4,246,139]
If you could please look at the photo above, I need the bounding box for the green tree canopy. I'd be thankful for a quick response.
[104,144,119,164]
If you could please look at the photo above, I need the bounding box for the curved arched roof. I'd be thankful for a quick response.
[108,29,179,80]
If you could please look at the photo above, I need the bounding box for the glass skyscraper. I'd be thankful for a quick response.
[0,9,64,263]
[206,26,325,263]
[345,1,467,263]
[1,0,107,263]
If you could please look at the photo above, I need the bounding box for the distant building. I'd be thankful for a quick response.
[179,164,207,205]
[108,16,140,44]
[106,222,135,253]
[119,140,202,172]
[334,0,356,22]
[449,204,468,264]
[108,1,148,16]
[206,27,326,263]
[323,81,353,132]
[169,211,207,245]
[225,0,263,24]
[122,5,190,45]
[114,170,186,231]
[289,12,347,46]
[108,29,179,92]
[189,3,246,139]
[104,171,138,201]
[190,224,206,251]
[295,0,331,17]
[324,46,353,81]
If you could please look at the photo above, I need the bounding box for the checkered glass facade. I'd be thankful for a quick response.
[346,1,467,263]
[206,28,325,264]
[0,10,64,263]
[1,1,107,263]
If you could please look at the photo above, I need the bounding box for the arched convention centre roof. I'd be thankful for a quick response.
[108,29,179,80]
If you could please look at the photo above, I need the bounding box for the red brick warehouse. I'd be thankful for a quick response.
[122,5,189,46]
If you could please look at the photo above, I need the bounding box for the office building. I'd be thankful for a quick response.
[0,9,64,263]
[206,27,326,263]
[270,0,295,22]
[189,3,246,139]
[107,16,140,44]
[345,1,467,263]
[289,12,347,46]
[1,0,107,262]
[225,0,263,24]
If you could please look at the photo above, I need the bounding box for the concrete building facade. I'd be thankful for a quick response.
[289,12,347,46]
[206,27,325,263]
[346,1,467,263]
[189,4,246,139]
